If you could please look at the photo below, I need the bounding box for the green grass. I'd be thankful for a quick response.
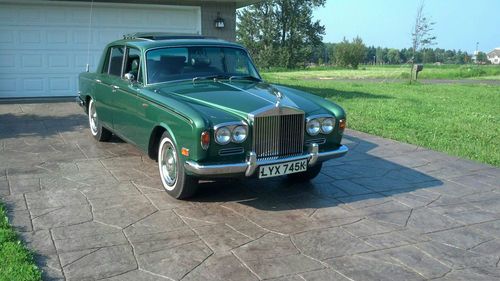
[0,203,42,281]
[263,74,500,167]
[262,64,500,81]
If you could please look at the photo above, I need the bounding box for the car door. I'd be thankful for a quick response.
[112,47,153,148]
[97,45,125,129]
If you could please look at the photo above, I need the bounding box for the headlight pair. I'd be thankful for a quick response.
[306,116,336,136]
[215,123,248,145]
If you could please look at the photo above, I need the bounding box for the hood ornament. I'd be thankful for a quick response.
[273,89,283,108]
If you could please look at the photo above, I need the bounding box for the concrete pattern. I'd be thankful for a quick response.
[0,102,499,281]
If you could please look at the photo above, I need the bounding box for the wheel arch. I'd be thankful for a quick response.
[148,123,176,161]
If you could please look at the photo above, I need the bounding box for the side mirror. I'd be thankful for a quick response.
[124,73,135,82]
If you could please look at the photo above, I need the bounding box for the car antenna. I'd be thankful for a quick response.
[85,0,95,72]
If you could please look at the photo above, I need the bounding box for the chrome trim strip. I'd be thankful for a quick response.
[184,145,348,177]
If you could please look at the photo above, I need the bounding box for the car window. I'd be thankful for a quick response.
[146,47,260,84]
[108,46,124,77]
[123,48,142,83]
[224,48,252,76]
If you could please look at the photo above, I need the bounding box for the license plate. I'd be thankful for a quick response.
[258,159,308,179]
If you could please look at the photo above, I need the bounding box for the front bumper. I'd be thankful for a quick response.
[184,143,348,177]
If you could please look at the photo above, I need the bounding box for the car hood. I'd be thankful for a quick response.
[150,80,326,121]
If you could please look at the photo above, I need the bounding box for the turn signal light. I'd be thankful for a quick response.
[181,148,190,156]
[201,131,210,150]
[339,119,346,131]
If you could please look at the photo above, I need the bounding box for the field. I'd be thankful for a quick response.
[263,64,500,81]
[0,203,42,281]
[262,69,500,167]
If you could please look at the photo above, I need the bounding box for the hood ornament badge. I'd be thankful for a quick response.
[273,89,283,108]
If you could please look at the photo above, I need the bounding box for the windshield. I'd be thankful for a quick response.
[146,46,261,84]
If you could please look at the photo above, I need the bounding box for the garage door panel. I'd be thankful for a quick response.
[1,74,77,98]
[0,1,201,98]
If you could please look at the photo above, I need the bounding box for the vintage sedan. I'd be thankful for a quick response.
[78,33,348,199]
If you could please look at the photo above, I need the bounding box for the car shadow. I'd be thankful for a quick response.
[191,133,443,212]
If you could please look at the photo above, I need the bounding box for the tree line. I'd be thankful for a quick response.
[311,40,479,68]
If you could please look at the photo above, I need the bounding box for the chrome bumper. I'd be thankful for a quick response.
[184,144,348,177]
[76,96,85,108]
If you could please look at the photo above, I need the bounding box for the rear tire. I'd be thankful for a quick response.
[287,162,323,181]
[88,98,112,142]
[158,131,198,199]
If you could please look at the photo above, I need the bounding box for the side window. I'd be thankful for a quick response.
[124,48,142,83]
[108,46,124,77]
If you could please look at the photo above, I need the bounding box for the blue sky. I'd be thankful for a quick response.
[314,0,500,53]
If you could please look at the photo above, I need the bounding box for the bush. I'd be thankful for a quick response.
[458,66,487,78]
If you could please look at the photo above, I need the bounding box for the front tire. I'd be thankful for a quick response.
[88,98,112,141]
[287,162,323,181]
[158,132,198,199]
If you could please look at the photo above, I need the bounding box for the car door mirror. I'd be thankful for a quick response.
[124,73,135,83]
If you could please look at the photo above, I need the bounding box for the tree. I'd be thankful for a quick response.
[334,37,367,69]
[365,46,376,64]
[422,48,436,63]
[410,0,436,81]
[476,52,489,64]
[375,47,387,64]
[237,0,326,69]
[387,49,401,64]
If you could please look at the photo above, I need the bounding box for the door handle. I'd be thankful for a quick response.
[95,79,102,83]
[112,85,120,89]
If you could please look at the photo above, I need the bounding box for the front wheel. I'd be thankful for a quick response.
[158,132,198,199]
[88,98,112,141]
[287,162,323,181]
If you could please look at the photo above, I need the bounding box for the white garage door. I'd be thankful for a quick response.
[0,1,201,98]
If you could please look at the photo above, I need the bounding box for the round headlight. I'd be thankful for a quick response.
[321,118,335,134]
[215,127,231,145]
[306,119,321,136]
[232,126,247,143]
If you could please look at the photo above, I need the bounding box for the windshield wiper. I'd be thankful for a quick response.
[229,75,262,83]
[192,75,261,84]
[192,75,230,84]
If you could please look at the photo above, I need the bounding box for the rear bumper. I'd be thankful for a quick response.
[184,144,348,177]
[76,95,86,111]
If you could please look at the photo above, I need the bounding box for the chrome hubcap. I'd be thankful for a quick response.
[89,101,98,135]
[160,142,177,187]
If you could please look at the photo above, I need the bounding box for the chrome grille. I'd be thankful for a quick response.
[253,113,305,159]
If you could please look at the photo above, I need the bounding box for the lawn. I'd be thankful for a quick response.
[263,64,500,81]
[262,74,500,167]
[0,203,42,281]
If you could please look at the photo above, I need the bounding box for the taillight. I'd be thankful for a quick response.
[201,131,210,150]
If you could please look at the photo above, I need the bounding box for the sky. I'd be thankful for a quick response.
[313,0,500,53]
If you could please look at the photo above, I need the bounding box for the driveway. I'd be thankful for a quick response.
[1,102,499,281]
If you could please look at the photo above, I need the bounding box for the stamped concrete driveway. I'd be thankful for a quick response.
[1,102,499,281]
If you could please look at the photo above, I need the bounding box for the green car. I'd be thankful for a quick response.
[78,33,348,199]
